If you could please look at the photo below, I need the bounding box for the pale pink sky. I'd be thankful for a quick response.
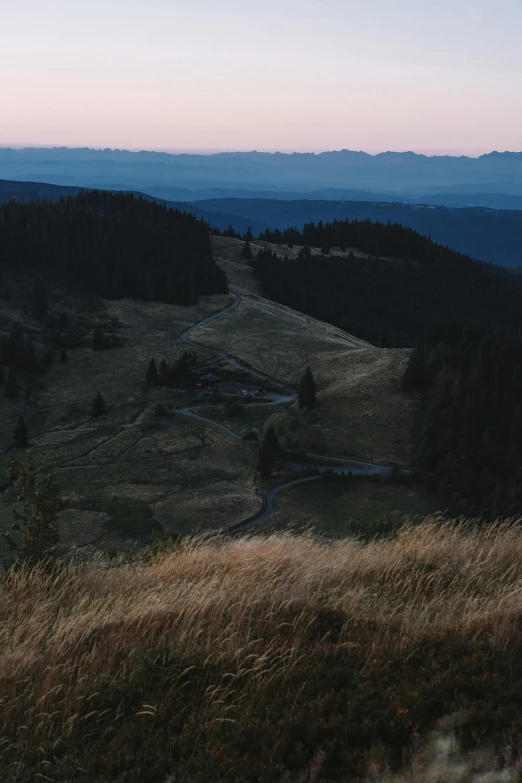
[1,0,521,154]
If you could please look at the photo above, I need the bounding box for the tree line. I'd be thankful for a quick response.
[253,217,483,263]
[0,192,228,304]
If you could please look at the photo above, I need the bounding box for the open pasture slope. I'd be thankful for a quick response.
[3,521,522,780]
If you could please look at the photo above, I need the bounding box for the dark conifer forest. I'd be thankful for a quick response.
[252,219,522,346]
[405,325,522,520]
[0,192,228,304]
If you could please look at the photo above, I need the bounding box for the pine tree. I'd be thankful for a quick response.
[258,426,282,478]
[258,449,273,479]
[146,358,158,385]
[241,240,253,260]
[24,338,39,373]
[158,359,169,385]
[60,347,68,363]
[298,366,317,409]
[244,226,254,241]
[403,338,426,391]
[5,369,18,399]
[3,452,63,565]
[3,322,26,367]
[92,325,106,350]
[14,418,28,449]
[91,392,105,417]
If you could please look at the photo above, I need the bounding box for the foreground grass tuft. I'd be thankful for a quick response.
[3,520,522,780]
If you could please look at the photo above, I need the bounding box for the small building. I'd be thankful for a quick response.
[200,373,222,389]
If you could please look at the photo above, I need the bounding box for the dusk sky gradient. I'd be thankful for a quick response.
[2,0,521,154]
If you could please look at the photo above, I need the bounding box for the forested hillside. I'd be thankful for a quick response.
[252,219,522,346]
[210,199,522,268]
[0,192,228,304]
[405,326,522,520]
[256,217,491,264]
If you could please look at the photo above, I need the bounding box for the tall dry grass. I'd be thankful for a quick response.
[3,518,522,777]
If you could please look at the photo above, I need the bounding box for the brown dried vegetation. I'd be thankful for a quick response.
[3,520,522,779]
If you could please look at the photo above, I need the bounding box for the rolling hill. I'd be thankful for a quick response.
[200,197,522,269]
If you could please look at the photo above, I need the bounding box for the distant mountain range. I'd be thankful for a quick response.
[1,147,522,210]
[1,178,521,270]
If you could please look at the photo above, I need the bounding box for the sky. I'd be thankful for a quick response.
[1,0,521,155]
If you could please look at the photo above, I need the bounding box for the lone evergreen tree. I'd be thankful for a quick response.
[158,358,170,385]
[92,325,106,350]
[5,369,18,399]
[258,426,282,479]
[91,392,105,417]
[14,418,28,449]
[2,322,26,367]
[298,366,317,409]
[146,357,158,385]
[244,226,254,241]
[241,240,253,260]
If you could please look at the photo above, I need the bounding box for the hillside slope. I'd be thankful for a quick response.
[0,283,259,559]
[199,248,417,463]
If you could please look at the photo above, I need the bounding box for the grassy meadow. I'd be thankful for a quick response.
[3,521,522,780]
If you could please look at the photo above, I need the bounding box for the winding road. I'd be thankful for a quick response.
[175,292,397,531]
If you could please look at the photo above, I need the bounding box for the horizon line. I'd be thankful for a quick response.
[1,144,520,159]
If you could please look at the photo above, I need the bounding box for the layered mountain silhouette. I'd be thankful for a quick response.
[1,148,522,209]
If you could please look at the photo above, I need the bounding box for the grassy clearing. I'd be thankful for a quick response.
[2,522,522,780]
